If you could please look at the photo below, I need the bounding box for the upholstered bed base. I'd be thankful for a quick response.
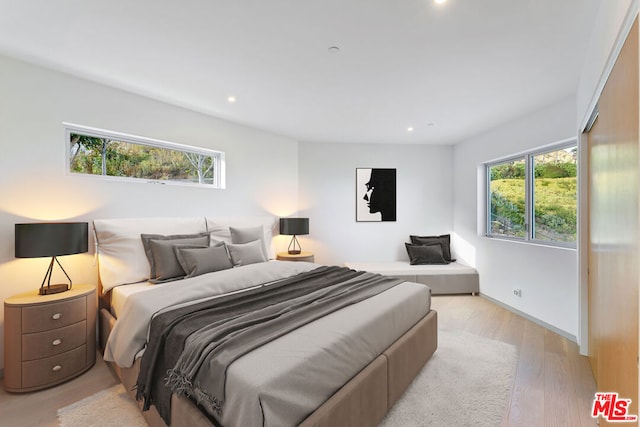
[99,307,437,427]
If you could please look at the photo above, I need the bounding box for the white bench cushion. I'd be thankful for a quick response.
[344,261,479,295]
[345,261,477,276]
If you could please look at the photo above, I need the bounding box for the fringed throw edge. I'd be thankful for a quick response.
[165,368,224,416]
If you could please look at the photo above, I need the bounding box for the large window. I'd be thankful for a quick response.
[487,141,577,246]
[65,123,225,188]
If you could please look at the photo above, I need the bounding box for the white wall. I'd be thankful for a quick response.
[298,142,453,266]
[0,54,300,371]
[453,97,579,338]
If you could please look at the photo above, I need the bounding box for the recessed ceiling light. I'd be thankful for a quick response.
[427,122,435,127]
[328,46,340,53]
[227,96,236,103]
[434,0,447,4]
[407,127,414,132]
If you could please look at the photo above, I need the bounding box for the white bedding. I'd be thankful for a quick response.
[110,282,155,318]
[222,278,430,427]
[104,261,431,427]
[104,260,319,367]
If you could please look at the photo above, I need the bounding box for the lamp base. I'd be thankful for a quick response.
[39,284,69,295]
[287,235,303,255]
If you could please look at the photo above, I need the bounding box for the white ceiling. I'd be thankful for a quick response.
[0,0,600,145]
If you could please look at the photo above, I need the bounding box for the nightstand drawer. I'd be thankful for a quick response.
[21,297,86,333]
[22,344,87,389]
[21,321,87,361]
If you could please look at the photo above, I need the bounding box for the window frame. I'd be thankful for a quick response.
[485,139,577,249]
[64,122,226,189]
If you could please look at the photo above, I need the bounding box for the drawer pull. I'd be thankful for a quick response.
[52,338,63,346]
[52,365,62,372]
[52,313,62,320]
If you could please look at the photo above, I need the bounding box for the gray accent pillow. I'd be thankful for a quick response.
[230,226,268,260]
[405,242,450,265]
[227,239,268,266]
[409,234,456,262]
[148,239,208,283]
[174,242,233,278]
[141,232,210,279]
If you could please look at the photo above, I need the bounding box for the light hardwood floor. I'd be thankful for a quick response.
[0,295,596,426]
[432,295,597,426]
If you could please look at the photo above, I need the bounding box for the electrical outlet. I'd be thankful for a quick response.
[513,289,522,297]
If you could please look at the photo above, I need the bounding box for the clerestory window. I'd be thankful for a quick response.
[65,123,225,189]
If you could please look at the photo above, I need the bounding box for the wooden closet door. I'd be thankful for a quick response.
[587,18,638,425]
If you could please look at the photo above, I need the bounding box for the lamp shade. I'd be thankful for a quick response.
[15,222,89,258]
[279,218,309,236]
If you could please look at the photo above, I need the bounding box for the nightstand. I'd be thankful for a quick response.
[4,284,96,392]
[276,251,315,262]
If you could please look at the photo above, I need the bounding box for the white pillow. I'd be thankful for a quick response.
[205,216,277,258]
[93,217,207,294]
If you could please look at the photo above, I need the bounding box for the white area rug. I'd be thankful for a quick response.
[380,329,517,426]
[57,384,146,427]
[58,330,517,427]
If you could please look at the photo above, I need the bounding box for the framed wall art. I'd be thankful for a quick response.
[356,168,396,222]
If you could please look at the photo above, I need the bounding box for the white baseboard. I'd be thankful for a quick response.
[479,293,577,343]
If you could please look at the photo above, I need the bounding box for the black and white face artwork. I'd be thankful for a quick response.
[356,168,396,222]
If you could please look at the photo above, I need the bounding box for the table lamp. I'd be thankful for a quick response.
[15,222,89,295]
[279,218,309,255]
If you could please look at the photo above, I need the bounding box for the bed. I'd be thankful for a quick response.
[95,216,438,427]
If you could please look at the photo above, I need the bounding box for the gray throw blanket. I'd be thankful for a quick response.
[135,265,403,425]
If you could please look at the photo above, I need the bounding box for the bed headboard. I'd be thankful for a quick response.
[93,216,278,300]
